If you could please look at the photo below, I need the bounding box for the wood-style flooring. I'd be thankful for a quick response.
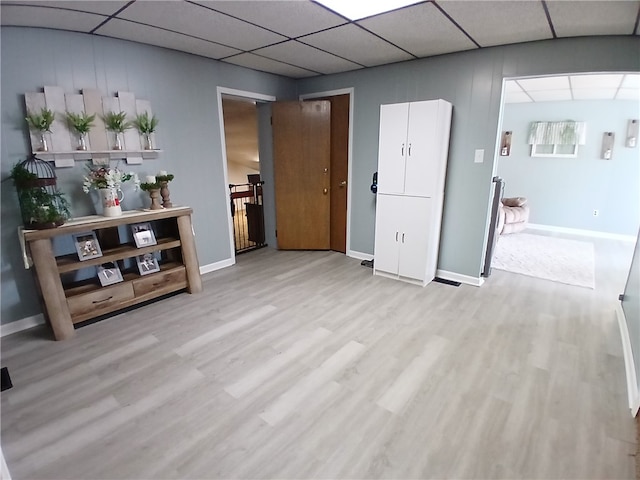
[1,232,637,479]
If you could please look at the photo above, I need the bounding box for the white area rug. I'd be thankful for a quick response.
[492,233,595,288]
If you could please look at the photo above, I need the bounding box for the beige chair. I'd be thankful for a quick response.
[498,197,529,234]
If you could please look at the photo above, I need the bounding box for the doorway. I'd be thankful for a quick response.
[300,89,353,254]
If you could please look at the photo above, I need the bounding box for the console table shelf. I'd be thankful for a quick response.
[23,206,202,340]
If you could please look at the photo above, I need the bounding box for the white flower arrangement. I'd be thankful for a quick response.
[82,166,140,193]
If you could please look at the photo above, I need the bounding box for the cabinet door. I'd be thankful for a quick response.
[398,196,432,282]
[373,194,402,275]
[377,103,409,195]
[404,100,441,197]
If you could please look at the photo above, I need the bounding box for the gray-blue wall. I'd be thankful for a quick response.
[297,36,640,278]
[499,99,640,236]
[1,27,296,326]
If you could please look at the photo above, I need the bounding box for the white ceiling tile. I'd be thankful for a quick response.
[192,0,347,38]
[358,2,477,57]
[0,4,106,32]
[504,91,533,103]
[615,88,640,100]
[621,74,640,89]
[299,24,413,67]
[505,80,523,93]
[223,52,317,78]
[253,40,363,75]
[438,0,552,47]
[117,0,286,50]
[572,88,617,100]
[546,0,639,37]
[95,18,242,60]
[6,1,129,16]
[570,74,623,89]
[517,76,570,91]
[528,90,573,102]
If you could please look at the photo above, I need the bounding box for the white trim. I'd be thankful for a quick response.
[526,223,636,242]
[299,88,355,256]
[216,87,277,264]
[435,269,484,287]
[1,313,45,337]
[200,257,235,275]
[347,250,374,261]
[615,302,640,416]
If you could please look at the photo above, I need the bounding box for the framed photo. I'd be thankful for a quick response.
[136,252,160,276]
[73,231,103,261]
[97,262,123,287]
[131,222,157,248]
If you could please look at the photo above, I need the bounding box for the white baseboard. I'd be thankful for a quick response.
[615,302,640,416]
[1,313,45,337]
[435,269,484,287]
[527,223,636,242]
[347,250,374,261]
[200,258,235,275]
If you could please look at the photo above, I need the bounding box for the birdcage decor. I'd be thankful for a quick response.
[10,154,70,229]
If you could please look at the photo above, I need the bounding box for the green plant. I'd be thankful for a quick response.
[132,112,159,134]
[66,111,96,134]
[10,163,70,228]
[25,107,55,132]
[102,111,131,133]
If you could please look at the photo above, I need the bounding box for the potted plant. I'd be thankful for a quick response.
[102,111,131,150]
[132,112,159,150]
[10,158,70,229]
[83,165,139,217]
[25,107,55,152]
[65,111,96,151]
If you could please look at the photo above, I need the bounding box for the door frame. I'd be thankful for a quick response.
[216,86,276,264]
[299,88,355,257]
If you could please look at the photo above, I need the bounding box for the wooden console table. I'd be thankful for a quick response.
[22,207,202,340]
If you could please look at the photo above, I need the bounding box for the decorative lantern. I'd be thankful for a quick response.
[10,154,70,229]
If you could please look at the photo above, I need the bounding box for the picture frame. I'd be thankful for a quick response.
[97,261,123,287]
[131,222,157,248]
[136,252,160,276]
[73,231,103,261]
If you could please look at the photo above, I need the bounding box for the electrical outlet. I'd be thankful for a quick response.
[593,209,599,217]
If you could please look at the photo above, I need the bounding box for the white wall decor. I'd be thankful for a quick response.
[23,86,161,167]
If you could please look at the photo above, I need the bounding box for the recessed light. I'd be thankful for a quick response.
[314,0,422,20]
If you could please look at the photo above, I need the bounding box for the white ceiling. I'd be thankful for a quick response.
[1,0,639,79]
[505,73,640,103]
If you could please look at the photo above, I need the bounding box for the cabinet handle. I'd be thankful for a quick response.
[402,233,405,243]
[401,143,404,156]
[93,296,113,304]
[408,143,411,156]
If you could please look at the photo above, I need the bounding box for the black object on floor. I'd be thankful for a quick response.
[1,367,13,391]
[433,277,461,287]
[361,259,374,268]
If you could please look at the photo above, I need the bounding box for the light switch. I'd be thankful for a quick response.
[474,149,484,163]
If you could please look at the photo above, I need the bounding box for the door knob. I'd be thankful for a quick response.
[323,188,328,194]
[339,181,347,187]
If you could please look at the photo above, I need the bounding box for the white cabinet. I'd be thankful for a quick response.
[373,99,452,286]
[374,195,434,283]
[377,100,452,197]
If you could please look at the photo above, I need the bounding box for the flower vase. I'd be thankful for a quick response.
[160,181,172,208]
[77,133,88,151]
[143,133,154,150]
[99,187,124,217]
[112,132,123,150]
[38,132,49,152]
[148,189,163,210]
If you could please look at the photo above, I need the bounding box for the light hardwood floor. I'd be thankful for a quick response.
[1,232,637,479]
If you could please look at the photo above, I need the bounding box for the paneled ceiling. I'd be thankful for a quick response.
[1,0,639,79]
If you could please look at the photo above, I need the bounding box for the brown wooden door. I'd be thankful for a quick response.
[272,101,331,250]
[327,94,349,253]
